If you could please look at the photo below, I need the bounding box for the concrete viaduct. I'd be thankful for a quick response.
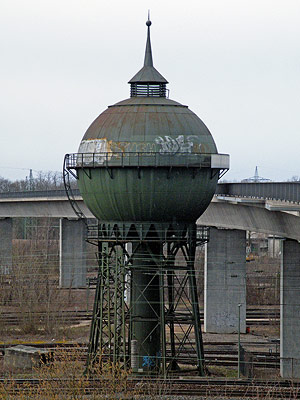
[1,182,300,378]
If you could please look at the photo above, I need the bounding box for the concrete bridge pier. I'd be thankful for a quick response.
[59,218,87,288]
[204,227,246,333]
[280,239,300,378]
[0,218,12,274]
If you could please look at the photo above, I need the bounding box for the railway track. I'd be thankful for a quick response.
[132,377,300,398]
[0,377,299,398]
[0,308,280,326]
[0,342,280,369]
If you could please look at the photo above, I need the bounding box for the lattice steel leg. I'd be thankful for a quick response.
[166,244,179,372]
[86,243,127,371]
[86,242,109,371]
[187,224,205,375]
[159,266,166,377]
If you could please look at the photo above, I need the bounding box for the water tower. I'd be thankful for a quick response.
[64,18,229,375]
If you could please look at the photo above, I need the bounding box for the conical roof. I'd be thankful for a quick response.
[128,19,168,84]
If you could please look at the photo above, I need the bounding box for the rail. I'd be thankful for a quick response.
[1,181,299,204]
[0,189,75,199]
[217,182,300,204]
[65,152,229,170]
[2,376,299,398]
[86,223,210,244]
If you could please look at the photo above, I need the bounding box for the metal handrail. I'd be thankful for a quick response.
[65,152,224,170]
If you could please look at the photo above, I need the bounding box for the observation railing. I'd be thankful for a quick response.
[65,152,229,170]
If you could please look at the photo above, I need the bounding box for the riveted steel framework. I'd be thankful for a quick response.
[85,220,208,376]
[86,242,127,369]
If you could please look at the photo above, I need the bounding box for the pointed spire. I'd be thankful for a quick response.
[144,12,153,67]
[128,15,168,85]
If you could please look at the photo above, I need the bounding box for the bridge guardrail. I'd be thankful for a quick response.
[0,182,300,203]
[216,182,300,204]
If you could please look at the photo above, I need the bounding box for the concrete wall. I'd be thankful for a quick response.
[204,227,246,333]
[280,239,300,378]
[0,218,12,274]
[59,218,87,288]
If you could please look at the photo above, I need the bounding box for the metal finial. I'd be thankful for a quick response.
[128,13,168,86]
[146,10,151,26]
[144,11,153,67]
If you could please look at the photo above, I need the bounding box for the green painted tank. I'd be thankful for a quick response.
[75,21,228,223]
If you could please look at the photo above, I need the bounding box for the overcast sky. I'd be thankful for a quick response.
[1,0,299,182]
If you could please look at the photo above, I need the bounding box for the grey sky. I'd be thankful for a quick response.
[1,0,299,182]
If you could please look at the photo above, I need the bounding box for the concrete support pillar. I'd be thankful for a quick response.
[59,218,87,288]
[268,236,281,258]
[204,227,246,333]
[0,218,12,274]
[280,239,300,378]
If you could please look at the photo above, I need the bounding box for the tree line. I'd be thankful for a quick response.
[0,171,77,192]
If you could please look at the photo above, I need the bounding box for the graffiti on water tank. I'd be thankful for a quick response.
[78,139,110,165]
[78,138,108,154]
[108,140,156,154]
[155,135,201,154]
[78,136,205,165]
